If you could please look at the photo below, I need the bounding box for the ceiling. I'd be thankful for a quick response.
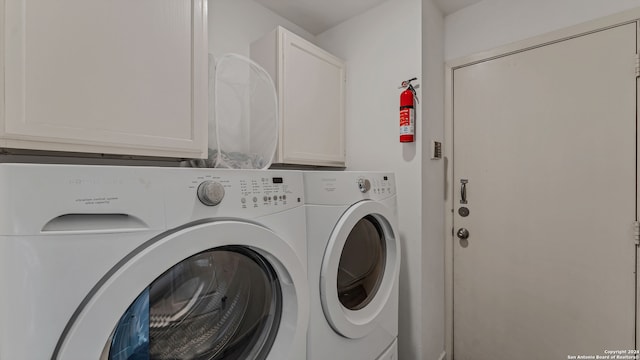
[254,0,482,35]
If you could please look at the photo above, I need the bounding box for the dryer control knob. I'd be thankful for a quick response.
[197,181,225,206]
[357,178,371,193]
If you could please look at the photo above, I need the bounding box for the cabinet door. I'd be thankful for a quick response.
[280,30,345,167]
[2,0,207,158]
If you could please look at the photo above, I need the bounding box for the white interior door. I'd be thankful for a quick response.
[452,22,638,359]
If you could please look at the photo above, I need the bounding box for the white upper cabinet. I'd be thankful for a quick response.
[1,0,208,158]
[251,27,346,167]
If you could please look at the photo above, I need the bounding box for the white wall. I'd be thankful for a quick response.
[208,0,314,58]
[317,1,445,359]
[446,0,640,60]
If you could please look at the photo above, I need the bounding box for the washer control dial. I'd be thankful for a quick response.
[357,178,371,193]
[197,181,225,206]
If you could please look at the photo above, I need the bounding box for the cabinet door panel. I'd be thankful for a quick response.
[3,0,207,158]
[281,31,345,166]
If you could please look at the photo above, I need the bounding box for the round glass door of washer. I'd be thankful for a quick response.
[106,246,282,360]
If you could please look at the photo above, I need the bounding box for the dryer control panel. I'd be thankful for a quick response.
[304,171,396,206]
[355,175,394,196]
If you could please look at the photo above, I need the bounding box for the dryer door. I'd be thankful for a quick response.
[320,200,400,339]
[52,220,308,360]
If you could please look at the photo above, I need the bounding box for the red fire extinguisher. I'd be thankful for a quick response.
[399,78,418,143]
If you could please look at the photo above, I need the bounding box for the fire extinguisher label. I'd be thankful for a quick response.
[399,108,415,136]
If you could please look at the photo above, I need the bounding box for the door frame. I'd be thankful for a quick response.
[444,8,640,359]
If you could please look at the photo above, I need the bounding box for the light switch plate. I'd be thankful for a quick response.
[431,140,442,160]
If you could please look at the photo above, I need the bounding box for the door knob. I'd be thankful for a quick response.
[456,228,470,240]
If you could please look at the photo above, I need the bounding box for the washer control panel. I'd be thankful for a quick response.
[180,170,304,218]
[236,176,296,209]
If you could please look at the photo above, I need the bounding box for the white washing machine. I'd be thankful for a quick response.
[304,171,400,360]
[0,164,309,360]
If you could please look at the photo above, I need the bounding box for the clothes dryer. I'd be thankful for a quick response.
[304,171,400,360]
[0,164,308,360]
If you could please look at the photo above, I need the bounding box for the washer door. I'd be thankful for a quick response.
[107,246,281,360]
[320,200,400,339]
[52,220,308,360]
